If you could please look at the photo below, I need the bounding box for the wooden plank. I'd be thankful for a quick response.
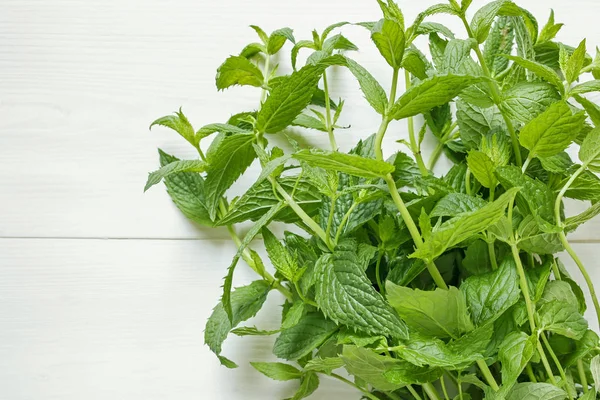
[2,0,600,239]
[0,238,357,399]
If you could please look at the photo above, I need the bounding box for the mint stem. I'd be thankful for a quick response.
[322,70,338,151]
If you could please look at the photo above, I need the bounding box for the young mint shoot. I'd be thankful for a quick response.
[147,1,600,398]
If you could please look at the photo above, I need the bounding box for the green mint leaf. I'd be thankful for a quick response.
[461,257,520,326]
[503,55,564,93]
[440,39,477,74]
[221,202,283,322]
[315,244,408,339]
[571,80,600,96]
[291,372,320,400]
[539,280,580,309]
[341,346,403,391]
[563,39,587,84]
[519,101,585,159]
[204,280,271,368]
[386,284,474,338]
[411,188,519,262]
[371,18,405,68]
[267,27,295,55]
[564,169,600,200]
[470,0,509,43]
[196,123,251,142]
[456,100,504,149]
[517,215,563,254]
[150,108,196,147]
[506,383,567,400]
[592,355,600,394]
[250,25,269,44]
[383,362,443,387]
[391,74,483,120]
[250,362,302,381]
[565,202,600,233]
[304,357,345,375]
[484,16,514,76]
[291,40,317,70]
[230,326,278,336]
[563,330,599,368]
[322,21,351,41]
[538,10,563,43]
[502,82,560,125]
[240,42,265,59]
[377,0,405,27]
[538,300,588,339]
[498,332,537,388]
[320,55,388,115]
[467,150,497,189]
[538,152,573,174]
[273,312,338,360]
[322,34,358,54]
[416,22,455,40]
[218,177,320,226]
[402,47,430,80]
[144,159,207,192]
[462,240,493,276]
[156,150,212,226]
[293,149,395,179]
[496,165,555,224]
[281,301,305,330]
[216,55,264,90]
[262,228,299,282]
[204,133,256,220]
[292,113,328,132]
[579,126,600,172]
[257,65,323,134]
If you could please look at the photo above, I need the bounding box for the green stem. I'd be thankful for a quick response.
[329,373,381,400]
[537,340,559,386]
[375,251,385,296]
[422,383,442,400]
[488,240,498,270]
[541,333,575,399]
[465,168,472,196]
[325,196,336,240]
[407,385,424,400]
[334,201,358,245]
[525,364,537,383]
[522,156,532,173]
[552,260,561,280]
[260,55,271,104]
[322,70,338,151]
[440,374,450,400]
[555,163,600,328]
[272,178,333,250]
[577,359,589,393]
[511,244,536,333]
[405,70,428,176]
[459,16,522,167]
[428,141,445,171]
[387,392,403,400]
[477,360,500,391]
[294,281,318,307]
[559,232,600,329]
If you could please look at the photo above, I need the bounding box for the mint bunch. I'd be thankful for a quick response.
[146,1,600,398]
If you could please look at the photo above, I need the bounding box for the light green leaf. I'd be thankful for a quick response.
[240,42,264,59]
[267,27,295,55]
[216,55,264,90]
[250,362,302,381]
[484,16,514,75]
[341,346,402,391]
[507,383,567,400]
[579,126,600,172]
[503,55,564,93]
[371,18,405,68]
[430,193,486,218]
[592,355,600,394]
[441,39,476,74]
[502,82,560,124]
[467,150,497,189]
[571,80,600,96]
[564,169,600,200]
[250,25,269,43]
[410,188,519,262]
[564,39,587,84]
[156,150,212,226]
[150,108,196,147]
[273,312,338,360]
[204,133,256,220]
[315,244,408,339]
[196,123,251,141]
[538,152,573,174]
[461,257,520,326]
[257,65,324,134]
[383,362,443,387]
[565,202,600,232]
[294,149,395,179]
[230,326,278,336]
[539,280,579,309]
[538,300,588,339]
[291,40,317,70]
[391,74,483,120]
[204,280,271,368]
[517,215,563,254]
[320,55,388,115]
[495,165,555,224]
[262,228,298,282]
[304,357,345,375]
[282,301,305,330]
[519,101,586,158]
[498,332,536,388]
[144,159,207,192]
[456,100,504,149]
[470,0,509,43]
[292,113,327,131]
[292,372,320,400]
[386,284,474,338]
[538,10,563,43]
[221,203,283,322]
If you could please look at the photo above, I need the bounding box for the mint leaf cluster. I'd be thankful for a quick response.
[147,1,600,398]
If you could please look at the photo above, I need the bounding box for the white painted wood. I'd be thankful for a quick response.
[0,239,597,399]
[2,0,600,239]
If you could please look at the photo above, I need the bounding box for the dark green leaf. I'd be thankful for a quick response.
[341,346,403,391]
[538,300,588,339]
[273,312,338,360]
[507,383,567,400]
[498,331,536,388]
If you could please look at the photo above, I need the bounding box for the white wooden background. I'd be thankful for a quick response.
[1,1,599,398]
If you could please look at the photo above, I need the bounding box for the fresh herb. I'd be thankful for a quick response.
[147,1,600,398]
